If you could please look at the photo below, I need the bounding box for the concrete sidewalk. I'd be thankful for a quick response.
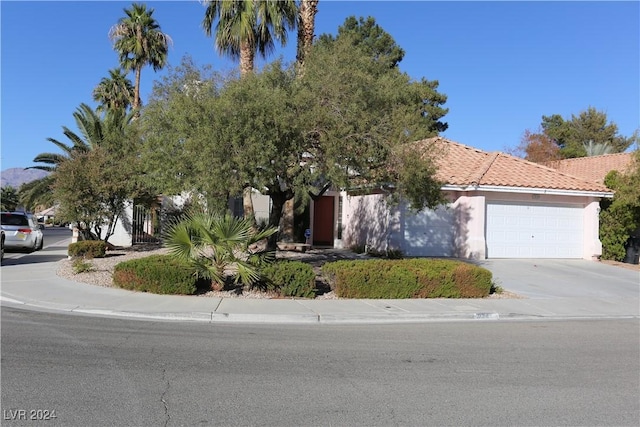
[1,243,638,324]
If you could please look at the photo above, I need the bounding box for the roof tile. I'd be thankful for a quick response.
[544,152,634,184]
[416,137,611,193]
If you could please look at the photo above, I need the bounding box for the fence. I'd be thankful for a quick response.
[132,205,161,245]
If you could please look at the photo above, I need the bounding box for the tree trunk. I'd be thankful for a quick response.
[295,0,319,76]
[239,41,256,223]
[242,186,256,227]
[280,199,295,242]
[134,66,142,110]
[239,41,255,77]
[266,189,294,252]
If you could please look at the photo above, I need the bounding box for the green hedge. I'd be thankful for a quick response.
[322,259,493,299]
[68,240,107,259]
[113,255,199,295]
[261,261,316,298]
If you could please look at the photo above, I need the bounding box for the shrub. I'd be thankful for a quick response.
[163,211,277,288]
[72,258,95,274]
[322,258,493,299]
[261,261,316,298]
[113,255,199,295]
[68,240,107,259]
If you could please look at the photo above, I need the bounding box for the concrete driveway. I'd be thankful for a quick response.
[478,259,639,299]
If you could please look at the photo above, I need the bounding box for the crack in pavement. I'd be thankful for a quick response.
[160,367,171,427]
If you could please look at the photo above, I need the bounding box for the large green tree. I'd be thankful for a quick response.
[53,145,142,242]
[316,16,406,69]
[27,105,145,241]
[514,108,637,162]
[141,33,448,250]
[138,58,237,215]
[202,0,297,222]
[109,3,171,110]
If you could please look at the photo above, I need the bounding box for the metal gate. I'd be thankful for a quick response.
[132,205,161,245]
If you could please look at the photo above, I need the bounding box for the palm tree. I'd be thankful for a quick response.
[164,211,277,290]
[29,104,106,173]
[25,104,134,210]
[295,0,319,75]
[93,68,135,113]
[583,140,614,156]
[109,3,171,110]
[202,0,296,77]
[202,0,296,222]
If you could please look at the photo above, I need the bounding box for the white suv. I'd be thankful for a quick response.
[0,212,44,252]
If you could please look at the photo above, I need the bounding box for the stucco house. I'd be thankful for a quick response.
[308,137,614,260]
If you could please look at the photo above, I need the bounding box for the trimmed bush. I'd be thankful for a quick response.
[322,258,493,299]
[261,261,316,298]
[113,255,199,295]
[68,240,107,259]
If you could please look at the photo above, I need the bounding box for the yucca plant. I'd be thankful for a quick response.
[164,211,277,289]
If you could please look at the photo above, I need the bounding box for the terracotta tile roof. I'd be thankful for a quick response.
[414,137,611,193]
[543,152,634,184]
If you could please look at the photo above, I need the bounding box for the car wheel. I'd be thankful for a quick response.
[37,237,44,251]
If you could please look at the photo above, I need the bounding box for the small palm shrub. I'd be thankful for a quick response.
[322,259,493,299]
[163,211,277,290]
[261,261,316,298]
[113,255,199,295]
[68,240,107,259]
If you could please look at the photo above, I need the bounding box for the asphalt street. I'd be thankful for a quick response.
[2,307,639,426]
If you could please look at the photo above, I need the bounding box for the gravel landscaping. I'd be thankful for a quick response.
[56,245,526,299]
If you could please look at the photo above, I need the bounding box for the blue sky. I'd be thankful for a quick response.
[1,1,639,171]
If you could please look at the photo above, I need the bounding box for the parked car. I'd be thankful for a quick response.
[1,229,5,261]
[0,212,44,252]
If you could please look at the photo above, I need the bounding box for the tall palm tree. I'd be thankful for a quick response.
[295,0,319,75]
[202,0,296,76]
[93,68,135,113]
[202,0,296,222]
[109,3,171,110]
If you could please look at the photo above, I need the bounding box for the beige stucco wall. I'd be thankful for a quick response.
[340,189,603,260]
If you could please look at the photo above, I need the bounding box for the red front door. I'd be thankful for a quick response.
[313,196,334,246]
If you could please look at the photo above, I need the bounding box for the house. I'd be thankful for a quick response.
[544,152,635,185]
[309,137,614,260]
[35,205,58,223]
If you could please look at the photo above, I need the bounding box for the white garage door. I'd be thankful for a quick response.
[486,202,584,258]
[403,205,455,257]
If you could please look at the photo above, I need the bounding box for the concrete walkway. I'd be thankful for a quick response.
[1,241,638,324]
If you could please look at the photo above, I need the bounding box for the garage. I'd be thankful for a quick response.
[486,201,584,258]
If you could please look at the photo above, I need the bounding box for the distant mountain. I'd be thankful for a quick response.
[1,168,49,189]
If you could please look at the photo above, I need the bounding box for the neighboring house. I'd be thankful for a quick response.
[35,205,58,223]
[544,152,634,185]
[309,137,613,260]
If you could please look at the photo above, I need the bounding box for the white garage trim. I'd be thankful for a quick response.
[486,201,584,259]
